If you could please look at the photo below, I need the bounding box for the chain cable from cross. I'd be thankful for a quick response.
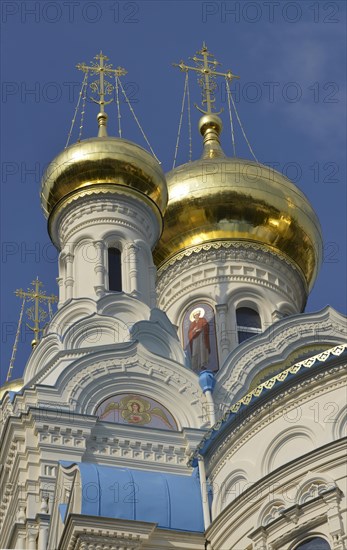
[76,51,127,114]
[7,278,58,381]
[173,42,239,115]
[15,277,58,349]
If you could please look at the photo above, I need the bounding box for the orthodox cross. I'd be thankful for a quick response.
[173,42,239,115]
[76,51,127,136]
[77,51,127,113]
[15,277,58,349]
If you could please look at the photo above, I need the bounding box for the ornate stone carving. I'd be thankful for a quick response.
[207,364,346,478]
[157,241,306,310]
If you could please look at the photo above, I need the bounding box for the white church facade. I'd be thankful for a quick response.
[0,48,346,550]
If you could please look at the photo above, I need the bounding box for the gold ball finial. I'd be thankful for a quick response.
[198,114,225,159]
[199,114,223,138]
[97,112,108,137]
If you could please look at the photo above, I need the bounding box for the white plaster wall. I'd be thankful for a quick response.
[157,243,307,363]
[51,193,160,307]
[206,364,347,550]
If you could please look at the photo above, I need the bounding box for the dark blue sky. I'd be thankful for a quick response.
[1,1,346,384]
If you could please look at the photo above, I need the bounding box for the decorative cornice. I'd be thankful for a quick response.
[248,343,332,390]
[216,307,347,399]
[64,354,203,418]
[209,367,346,479]
[189,344,347,466]
[157,240,307,287]
[56,194,157,246]
[83,428,191,471]
[49,185,163,248]
[156,241,307,311]
[160,273,302,313]
[61,216,150,247]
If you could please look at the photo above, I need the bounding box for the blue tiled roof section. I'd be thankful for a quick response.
[76,463,204,532]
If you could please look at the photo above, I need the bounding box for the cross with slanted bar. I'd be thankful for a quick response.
[173,42,239,115]
[15,277,57,349]
[77,51,127,114]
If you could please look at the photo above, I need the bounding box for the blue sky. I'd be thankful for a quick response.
[1,0,346,384]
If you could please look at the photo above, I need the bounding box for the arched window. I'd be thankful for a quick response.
[236,307,262,343]
[294,537,331,550]
[108,247,122,291]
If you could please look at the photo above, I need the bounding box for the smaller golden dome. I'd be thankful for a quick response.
[41,137,168,222]
[153,115,323,291]
[0,378,24,401]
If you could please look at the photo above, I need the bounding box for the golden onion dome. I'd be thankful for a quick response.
[0,378,24,401]
[41,136,168,224]
[153,114,323,290]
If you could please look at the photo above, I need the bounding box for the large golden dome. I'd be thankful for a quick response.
[41,136,168,223]
[153,115,323,290]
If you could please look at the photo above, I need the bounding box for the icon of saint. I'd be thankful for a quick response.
[99,395,176,429]
[188,307,210,372]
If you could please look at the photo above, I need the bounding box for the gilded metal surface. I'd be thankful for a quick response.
[0,378,23,401]
[41,137,168,217]
[15,278,58,352]
[153,155,323,290]
[173,43,239,115]
[48,185,164,247]
[76,51,127,137]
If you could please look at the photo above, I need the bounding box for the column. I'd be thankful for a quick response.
[324,489,345,550]
[125,243,139,296]
[56,277,64,307]
[64,252,74,300]
[38,525,48,550]
[94,240,106,297]
[148,265,157,308]
[248,526,268,550]
[27,527,38,550]
[215,303,230,362]
[16,531,26,549]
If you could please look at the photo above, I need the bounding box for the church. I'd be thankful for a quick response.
[0,46,346,550]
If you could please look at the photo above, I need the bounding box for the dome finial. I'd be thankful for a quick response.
[173,43,239,116]
[76,51,127,137]
[173,43,239,158]
[199,113,225,159]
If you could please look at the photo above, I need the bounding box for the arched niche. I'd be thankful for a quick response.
[180,301,219,372]
[95,393,178,431]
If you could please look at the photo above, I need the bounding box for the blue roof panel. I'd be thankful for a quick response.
[74,463,203,532]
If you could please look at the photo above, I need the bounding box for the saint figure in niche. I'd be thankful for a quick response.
[182,303,219,372]
[188,307,211,372]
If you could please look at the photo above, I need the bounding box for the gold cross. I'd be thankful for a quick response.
[15,277,57,348]
[173,42,239,115]
[77,51,127,114]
